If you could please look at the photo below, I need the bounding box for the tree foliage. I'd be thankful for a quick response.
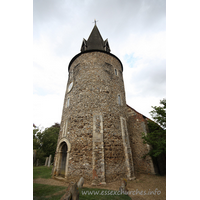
[150,98,166,129]
[142,99,166,158]
[33,123,60,165]
[40,125,60,159]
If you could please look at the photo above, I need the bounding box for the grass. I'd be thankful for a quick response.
[33,184,131,200]
[33,183,66,200]
[33,166,53,179]
[33,166,131,200]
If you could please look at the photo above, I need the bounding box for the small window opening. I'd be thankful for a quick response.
[115,69,118,75]
[118,95,121,105]
[67,98,70,107]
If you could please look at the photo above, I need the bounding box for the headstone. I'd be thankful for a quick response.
[48,155,52,167]
[77,177,84,189]
[45,157,48,166]
[60,184,72,200]
[119,179,128,194]
[70,182,79,200]
[51,160,55,175]
[36,159,39,167]
[60,182,79,200]
[33,150,36,165]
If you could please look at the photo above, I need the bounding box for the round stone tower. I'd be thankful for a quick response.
[53,24,135,184]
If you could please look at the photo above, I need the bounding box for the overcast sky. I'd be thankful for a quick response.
[33,0,166,129]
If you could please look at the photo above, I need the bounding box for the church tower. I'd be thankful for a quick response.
[53,24,135,184]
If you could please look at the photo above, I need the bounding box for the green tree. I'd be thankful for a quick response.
[40,124,60,159]
[33,125,45,165]
[150,98,166,130]
[33,123,60,165]
[142,99,166,158]
[33,126,43,149]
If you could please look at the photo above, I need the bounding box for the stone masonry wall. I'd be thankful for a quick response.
[54,51,134,183]
[127,106,155,176]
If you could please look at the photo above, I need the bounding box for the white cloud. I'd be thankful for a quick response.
[122,31,166,96]
[33,0,166,127]
[33,94,64,128]
[33,37,70,95]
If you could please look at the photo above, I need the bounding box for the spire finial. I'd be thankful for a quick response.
[93,19,98,25]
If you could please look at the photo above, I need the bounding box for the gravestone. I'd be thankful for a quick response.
[45,157,48,166]
[70,182,79,200]
[48,155,52,167]
[60,182,79,200]
[119,179,128,194]
[77,177,84,189]
[33,150,36,165]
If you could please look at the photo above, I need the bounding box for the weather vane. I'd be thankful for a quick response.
[93,19,98,25]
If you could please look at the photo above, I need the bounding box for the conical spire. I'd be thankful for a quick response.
[80,25,110,53]
[87,25,104,51]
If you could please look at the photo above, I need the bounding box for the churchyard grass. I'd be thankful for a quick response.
[33,166,131,200]
[33,184,131,200]
[33,183,66,200]
[33,166,53,179]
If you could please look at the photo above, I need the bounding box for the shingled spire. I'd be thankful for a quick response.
[81,24,111,53]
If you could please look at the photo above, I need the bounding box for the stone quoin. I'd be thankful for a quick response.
[52,24,155,184]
